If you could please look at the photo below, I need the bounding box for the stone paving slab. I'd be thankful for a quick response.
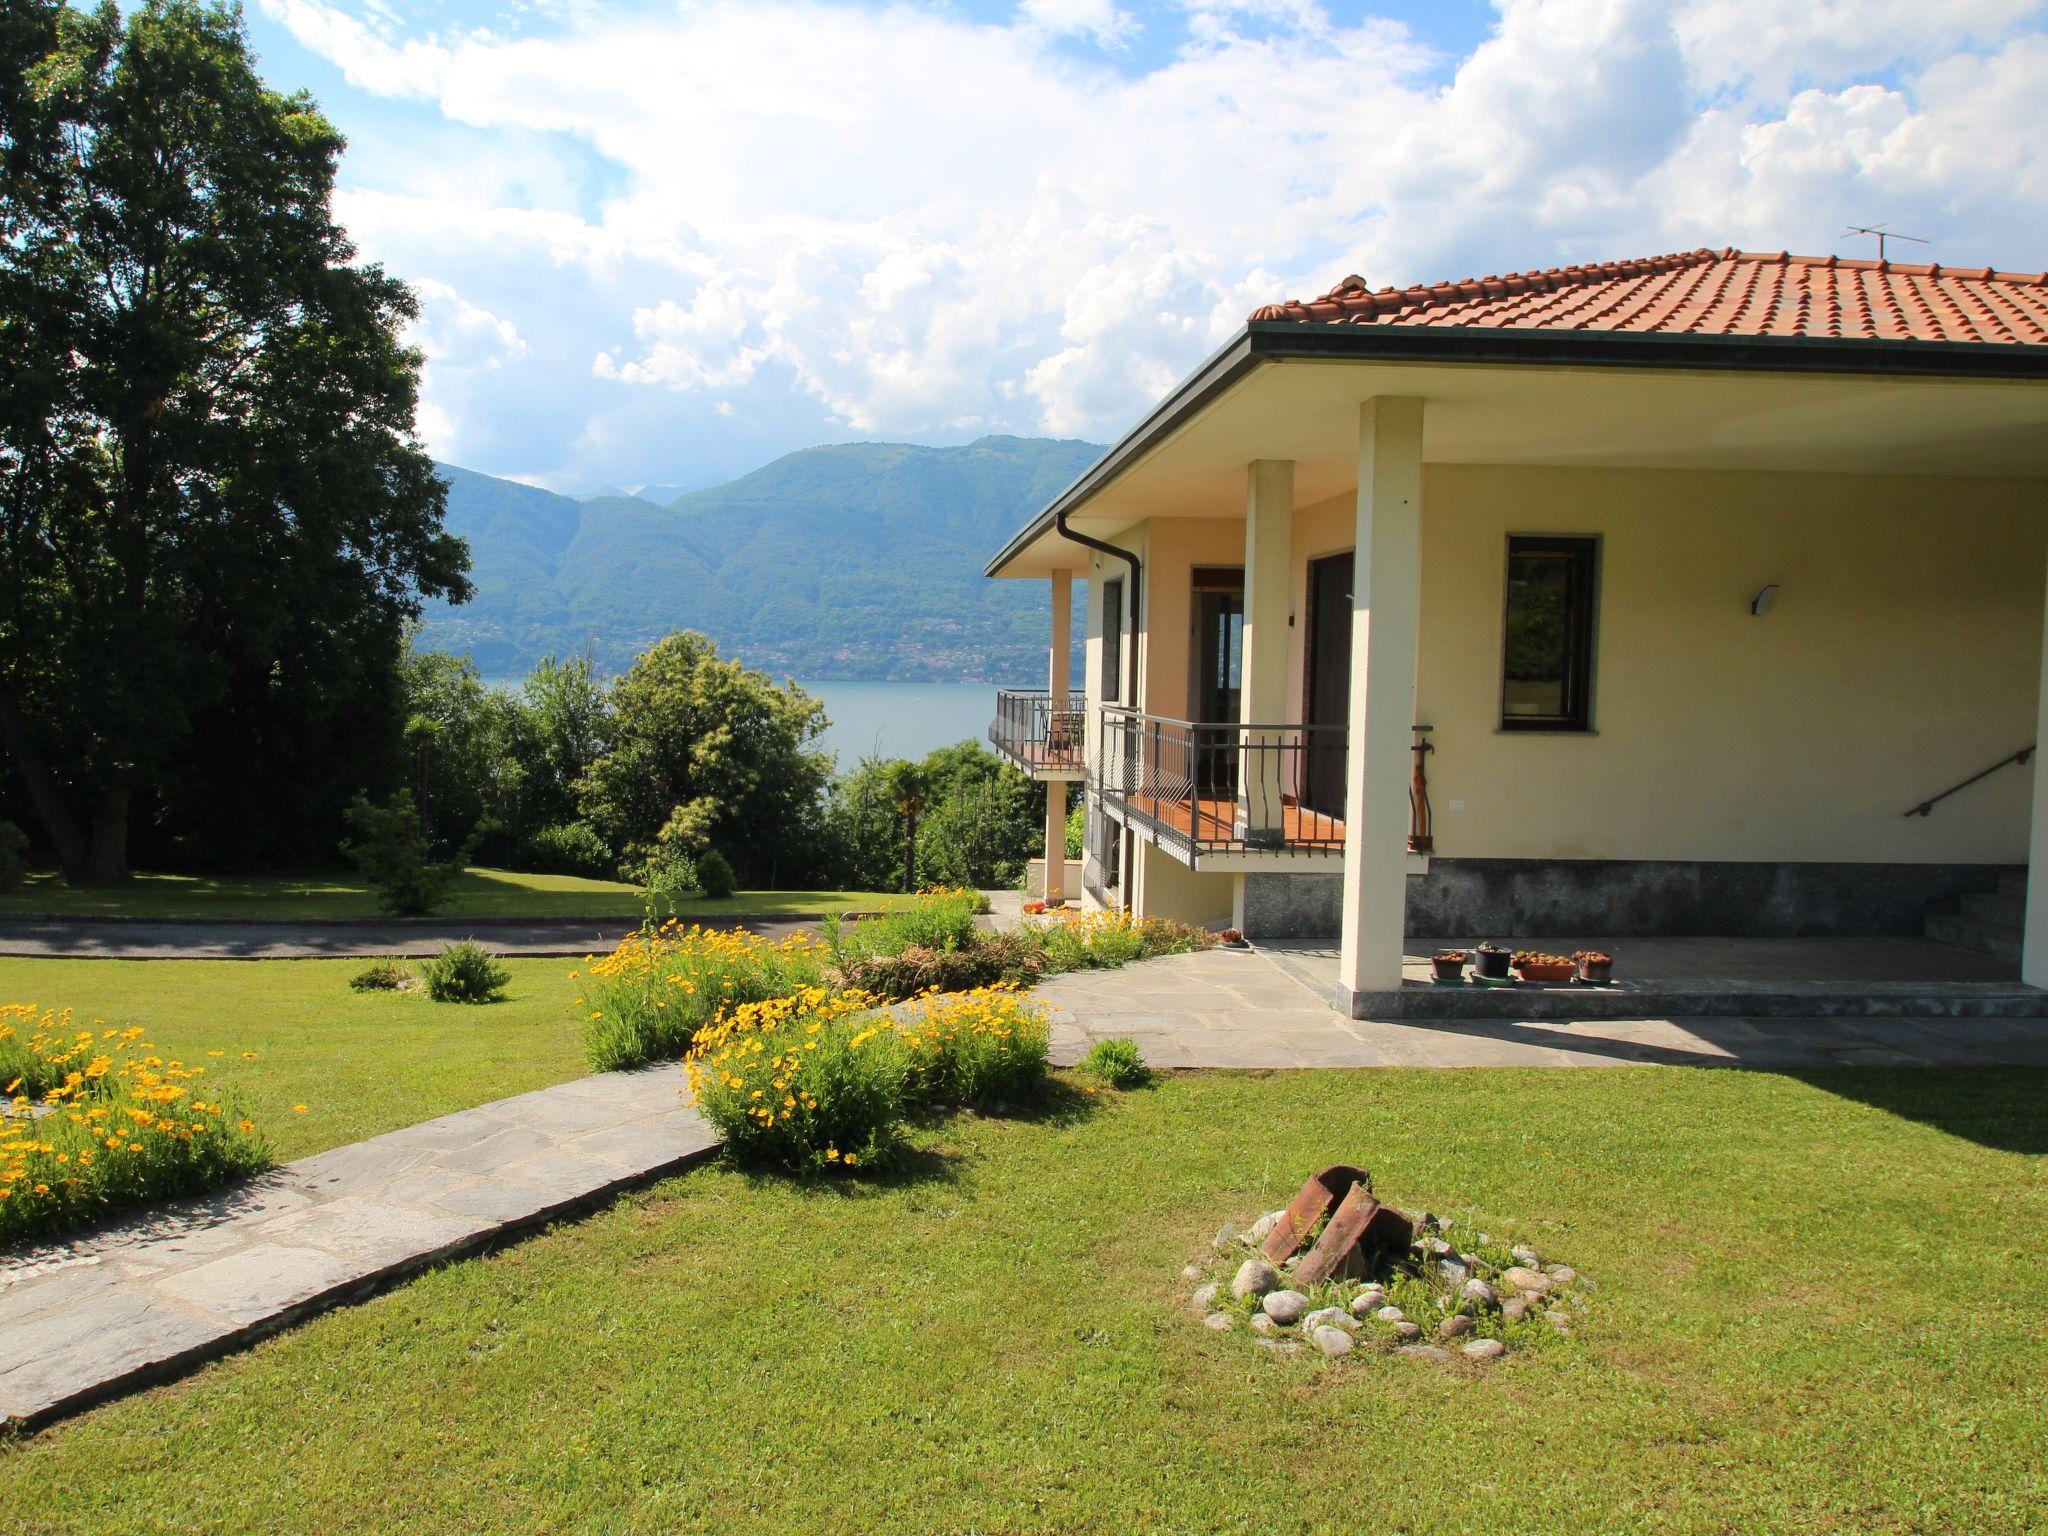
[0,1063,714,1431]
[1033,949,2048,1072]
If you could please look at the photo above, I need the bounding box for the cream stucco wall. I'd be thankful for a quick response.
[1278,463,2046,865]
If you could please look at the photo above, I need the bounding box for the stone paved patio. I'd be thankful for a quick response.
[1037,947,2048,1070]
[0,1065,713,1430]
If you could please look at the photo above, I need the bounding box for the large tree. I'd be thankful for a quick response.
[0,1,468,881]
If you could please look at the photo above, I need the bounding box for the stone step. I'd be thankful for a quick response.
[1961,892,2027,928]
[1924,910,2023,964]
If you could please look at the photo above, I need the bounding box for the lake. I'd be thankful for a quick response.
[802,680,1004,766]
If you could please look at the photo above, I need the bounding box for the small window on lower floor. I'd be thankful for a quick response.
[1501,535,1598,732]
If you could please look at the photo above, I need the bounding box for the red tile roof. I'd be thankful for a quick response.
[1248,248,2048,346]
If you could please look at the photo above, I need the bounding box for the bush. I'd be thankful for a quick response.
[826,888,984,968]
[520,821,614,879]
[840,928,1048,1001]
[897,986,1051,1109]
[694,848,737,900]
[0,820,26,893]
[1035,910,1214,972]
[686,988,906,1174]
[1082,1036,1149,1089]
[341,791,470,916]
[419,940,510,1004]
[578,922,831,1071]
[0,1004,269,1244]
[348,962,413,993]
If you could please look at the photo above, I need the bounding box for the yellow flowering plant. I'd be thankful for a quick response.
[896,984,1051,1109]
[578,920,831,1071]
[0,1005,269,1245]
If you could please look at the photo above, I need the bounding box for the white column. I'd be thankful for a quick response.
[1339,397,1424,1003]
[1045,571,1074,905]
[1044,778,1068,904]
[2023,556,2048,987]
[1237,460,1294,845]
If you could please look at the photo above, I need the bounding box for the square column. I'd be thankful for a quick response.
[2024,556,2048,987]
[1237,460,1294,846]
[1046,571,1073,904]
[1339,397,1424,1004]
[1044,777,1068,905]
[1049,570,1072,709]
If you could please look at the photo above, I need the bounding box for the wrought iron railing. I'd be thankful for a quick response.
[989,689,1085,775]
[1903,744,2035,817]
[1093,706,1345,857]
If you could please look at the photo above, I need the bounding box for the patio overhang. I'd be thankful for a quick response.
[985,322,2048,577]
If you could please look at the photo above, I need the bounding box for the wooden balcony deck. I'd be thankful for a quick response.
[1124,790,1344,852]
[995,737,1085,774]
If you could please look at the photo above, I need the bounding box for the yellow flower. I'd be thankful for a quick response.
[291,1104,309,1114]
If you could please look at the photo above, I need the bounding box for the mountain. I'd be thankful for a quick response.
[420,435,1103,682]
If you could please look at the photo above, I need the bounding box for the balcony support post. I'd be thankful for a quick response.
[1043,777,1068,905]
[1339,397,1424,1006]
[1237,459,1294,847]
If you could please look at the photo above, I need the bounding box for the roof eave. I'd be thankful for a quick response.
[983,321,2048,579]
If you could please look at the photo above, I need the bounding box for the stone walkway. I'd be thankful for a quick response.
[0,1065,713,1430]
[1037,947,2048,1069]
[0,916,814,960]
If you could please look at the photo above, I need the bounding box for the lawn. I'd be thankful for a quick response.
[3,1065,2044,1534]
[0,868,912,921]
[0,956,590,1162]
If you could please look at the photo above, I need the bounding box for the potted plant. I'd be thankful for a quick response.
[1430,949,1468,983]
[1022,899,1047,915]
[1471,942,1512,982]
[1218,928,1249,949]
[1514,950,1576,983]
[1573,949,1613,984]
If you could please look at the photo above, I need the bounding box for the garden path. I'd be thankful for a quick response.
[0,1065,714,1430]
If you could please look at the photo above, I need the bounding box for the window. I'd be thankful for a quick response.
[1100,577,1125,702]
[1501,535,1598,732]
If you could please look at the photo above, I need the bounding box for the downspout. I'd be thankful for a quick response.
[1053,510,1140,708]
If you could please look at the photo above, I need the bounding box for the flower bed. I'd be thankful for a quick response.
[0,1005,268,1246]
[577,921,831,1071]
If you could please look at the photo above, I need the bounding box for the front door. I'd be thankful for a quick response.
[1304,552,1353,818]
[1191,568,1243,796]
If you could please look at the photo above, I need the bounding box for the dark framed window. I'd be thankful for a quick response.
[1100,577,1125,702]
[1500,536,1598,732]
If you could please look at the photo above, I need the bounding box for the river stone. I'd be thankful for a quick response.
[1438,1260,1470,1286]
[1181,1264,1204,1281]
[1548,1265,1579,1285]
[1191,1282,1219,1312]
[1262,1289,1309,1325]
[1391,1320,1423,1341]
[1202,1311,1235,1331]
[1462,1338,1507,1360]
[1502,1266,1550,1293]
[1312,1325,1354,1359]
[1254,1337,1301,1356]
[1249,1314,1281,1336]
[1302,1306,1354,1332]
[1375,1305,1405,1324]
[1231,1260,1278,1300]
[1500,1296,1531,1322]
[1349,1286,1388,1316]
[1438,1314,1475,1339]
[1399,1344,1452,1362]
[1213,1223,1240,1250]
[1421,1235,1451,1257]
[1246,1211,1281,1244]
[1546,1309,1574,1333]
[1462,1279,1498,1309]
[1511,1244,1542,1266]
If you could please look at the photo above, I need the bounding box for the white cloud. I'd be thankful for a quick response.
[266,0,2048,484]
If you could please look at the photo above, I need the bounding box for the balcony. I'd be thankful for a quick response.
[989,688,1086,779]
[1094,706,1346,869]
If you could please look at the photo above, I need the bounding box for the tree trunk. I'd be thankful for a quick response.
[902,810,918,894]
[0,692,89,880]
[83,780,130,884]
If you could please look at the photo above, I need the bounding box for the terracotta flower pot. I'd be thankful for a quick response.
[1431,951,1467,982]
[1574,952,1613,984]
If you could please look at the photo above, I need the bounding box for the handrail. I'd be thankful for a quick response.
[1903,745,2035,818]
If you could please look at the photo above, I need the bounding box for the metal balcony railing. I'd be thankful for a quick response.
[989,688,1086,775]
[1093,706,1346,858]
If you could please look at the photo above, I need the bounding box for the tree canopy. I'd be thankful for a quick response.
[0,1,468,880]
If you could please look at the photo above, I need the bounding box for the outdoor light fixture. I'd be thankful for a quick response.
[1750,584,1780,616]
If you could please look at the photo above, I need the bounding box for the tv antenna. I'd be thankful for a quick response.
[1844,224,1928,262]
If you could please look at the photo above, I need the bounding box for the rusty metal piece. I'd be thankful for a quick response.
[1293,1182,1414,1287]
[1260,1165,1371,1266]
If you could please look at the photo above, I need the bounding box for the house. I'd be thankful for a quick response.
[984,247,2048,1016]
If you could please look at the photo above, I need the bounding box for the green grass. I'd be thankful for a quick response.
[0,868,913,921]
[0,956,591,1162]
[3,1066,2044,1533]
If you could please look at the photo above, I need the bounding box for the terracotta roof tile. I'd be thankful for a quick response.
[1249,248,2048,346]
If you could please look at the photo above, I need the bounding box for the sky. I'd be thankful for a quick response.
[236,0,2048,493]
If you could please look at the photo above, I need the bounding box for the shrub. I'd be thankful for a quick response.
[686,988,906,1174]
[578,922,831,1071]
[897,986,1051,1109]
[0,1004,269,1244]
[419,940,510,1004]
[0,820,27,893]
[695,848,737,900]
[1082,1036,1149,1089]
[826,888,983,969]
[521,821,614,879]
[348,962,413,993]
[1035,910,1214,973]
[840,929,1049,1001]
[341,791,469,916]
